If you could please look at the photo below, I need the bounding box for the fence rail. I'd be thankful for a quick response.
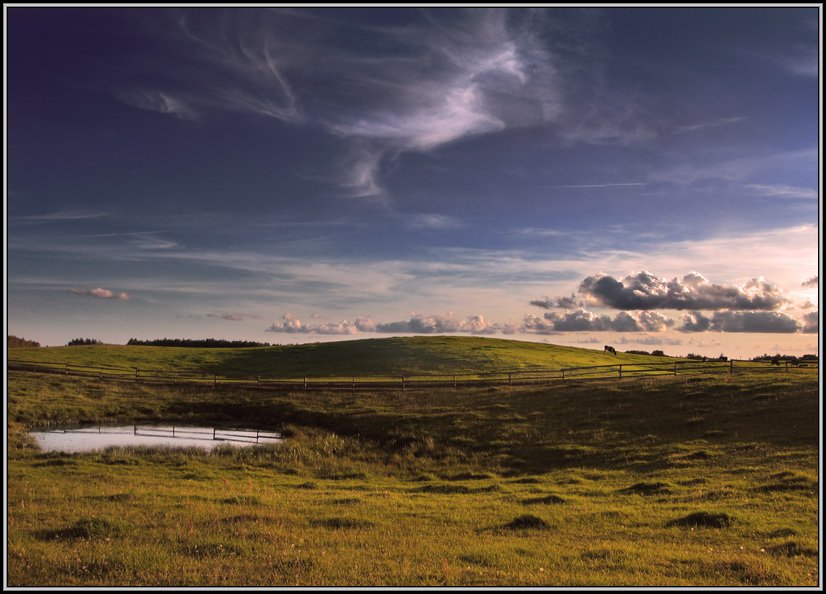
[45,425,283,443]
[7,357,818,391]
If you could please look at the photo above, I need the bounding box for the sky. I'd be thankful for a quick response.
[5,6,822,358]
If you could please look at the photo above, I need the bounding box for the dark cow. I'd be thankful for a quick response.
[604,345,617,356]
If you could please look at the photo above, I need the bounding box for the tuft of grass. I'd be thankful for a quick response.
[502,514,550,530]
[666,511,733,529]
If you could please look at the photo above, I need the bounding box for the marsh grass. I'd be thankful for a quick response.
[6,361,819,587]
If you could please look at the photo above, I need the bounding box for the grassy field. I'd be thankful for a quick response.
[7,336,694,378]
[5,338,821,587]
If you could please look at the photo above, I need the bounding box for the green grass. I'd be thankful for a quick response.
[8,336,698,378]
[5,338,820,587]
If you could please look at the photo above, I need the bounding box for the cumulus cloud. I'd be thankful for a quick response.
[207,312,262,322]
[67,287,130,300]
[676,310,801,333]
[529,293,581,309]
[528,309,675,333]
[579,271,791,311]
[266,313,376,335]
[266,312,510,335]
[801,311,819,334]
[374,313,503,335]
[801,275,818,287]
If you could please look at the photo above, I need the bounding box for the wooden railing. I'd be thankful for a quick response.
[6,357,817,391]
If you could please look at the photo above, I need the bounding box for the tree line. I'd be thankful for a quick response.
[126,338,273,348]
[8,335,41,348]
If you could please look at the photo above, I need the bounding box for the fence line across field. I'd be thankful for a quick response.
[7,357,817,391]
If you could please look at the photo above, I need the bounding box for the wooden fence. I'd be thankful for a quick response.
[6,357,817,391]
[47,425,282,443]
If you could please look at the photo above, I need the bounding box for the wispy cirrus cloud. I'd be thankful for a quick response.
[207,312,262,322]
[11,210,109,224]
[67,287,130,300]
[672,116,746,135]
[117,89,199,120]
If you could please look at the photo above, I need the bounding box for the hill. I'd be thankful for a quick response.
[6,335,676,378]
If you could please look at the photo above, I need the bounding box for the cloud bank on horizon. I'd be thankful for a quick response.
[265,269,816,338]
[6,7,820,355]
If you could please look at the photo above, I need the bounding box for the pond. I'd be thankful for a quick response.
[30,425,283,453]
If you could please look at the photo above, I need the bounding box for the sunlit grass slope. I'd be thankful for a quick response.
[7,336,678,378]
[6,370,819,587]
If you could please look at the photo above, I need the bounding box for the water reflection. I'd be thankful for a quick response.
[31,425,283,453]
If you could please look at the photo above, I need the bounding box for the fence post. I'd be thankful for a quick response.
[454,375,457,389]
[304,376,307,390]
[730,359,734,375]
[65,364,70,376]
[674,362,678,376]
[402,375,406,392]
[508,373,512,387]
[618,365,623,380]
[99,368,103,379]
[214,374,218,388]
[353,376,356,391]
[257,376,261,388]
[135,370,139,382]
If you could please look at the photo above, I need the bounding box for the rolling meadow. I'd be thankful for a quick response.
[6,337,820,587]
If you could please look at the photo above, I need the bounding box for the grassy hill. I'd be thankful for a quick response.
[6,335,680,378]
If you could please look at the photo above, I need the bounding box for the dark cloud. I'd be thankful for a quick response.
[579,271,791,311]
[801,275,818,287]
[529,293,581,309]
[801,311,819,334]
[677,310,801,333]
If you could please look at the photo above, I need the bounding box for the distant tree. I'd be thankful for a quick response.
[67,338,104,346]
[624,349,650,355]
[685,353,705,360]
[651,350,666,357]
[8,335,40,348]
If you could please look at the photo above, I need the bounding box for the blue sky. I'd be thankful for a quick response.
[5,6,821,357]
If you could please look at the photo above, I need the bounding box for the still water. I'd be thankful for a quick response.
[31,425,283,453]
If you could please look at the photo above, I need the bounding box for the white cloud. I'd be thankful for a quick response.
[67,287,130,300]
